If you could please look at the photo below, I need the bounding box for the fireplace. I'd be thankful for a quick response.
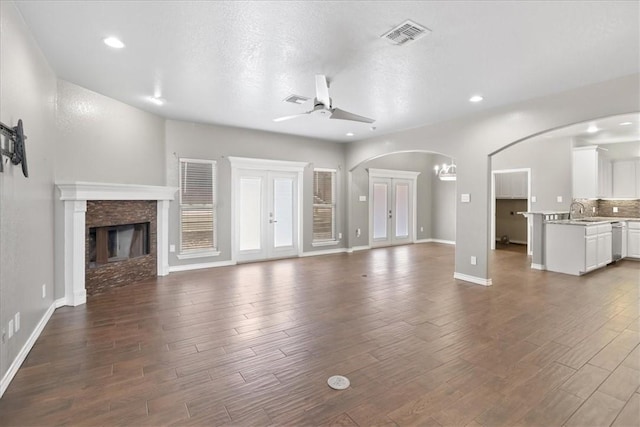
[57,182,177,306]
[89,222,150,266]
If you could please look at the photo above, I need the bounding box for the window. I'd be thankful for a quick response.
[313,169,336,242]
[179,159,217,256]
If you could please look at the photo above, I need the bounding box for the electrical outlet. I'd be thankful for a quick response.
[356,228,361,237]
[613,207,619,213]
[531,196,537,203]
[420,226,424,232]
[592,207,596,213]
[42,284,46,299]
[338,232,342,239]
[8,319,14,339]
[169,244,176,253]
[14,312,20,333]
[556,196,563,203]
[470,256,477,265]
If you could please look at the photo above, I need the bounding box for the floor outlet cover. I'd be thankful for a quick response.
[327,375,350,390]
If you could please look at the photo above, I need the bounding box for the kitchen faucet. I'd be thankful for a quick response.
[569,201,585,220]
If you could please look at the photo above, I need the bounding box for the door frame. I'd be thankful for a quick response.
[229,157,307,263]
[367,168,420,248]
[491,168,532,254]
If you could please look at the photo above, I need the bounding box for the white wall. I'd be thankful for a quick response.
[164,119,347,266]
[0,1,57,391]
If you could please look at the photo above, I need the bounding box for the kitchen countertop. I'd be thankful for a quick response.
[546,216,640,226]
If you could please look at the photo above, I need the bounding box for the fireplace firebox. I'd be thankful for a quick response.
[88,222,150,267]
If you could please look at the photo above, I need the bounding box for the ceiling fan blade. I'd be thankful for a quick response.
[330,108,375,124]
[315,74,331,107]
[273,112,310,122]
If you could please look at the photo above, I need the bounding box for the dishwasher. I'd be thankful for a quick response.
[611,222,625,261]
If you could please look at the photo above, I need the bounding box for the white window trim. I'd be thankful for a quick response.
[179,158,217,257]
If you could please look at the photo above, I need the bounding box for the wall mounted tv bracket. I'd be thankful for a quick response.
[0,119,28,177]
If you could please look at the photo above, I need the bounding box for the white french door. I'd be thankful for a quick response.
[370,176,414,248]
[232,158,302,262]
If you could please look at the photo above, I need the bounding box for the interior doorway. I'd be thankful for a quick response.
[491,169,531,254]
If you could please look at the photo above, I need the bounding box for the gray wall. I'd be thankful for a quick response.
[492,135,573,211]
[346,74,640,281]
[0,1,57,387]
[165,119,347,266]
[56,79,166,185]
[348,152,457,247]
[431,154,457,242]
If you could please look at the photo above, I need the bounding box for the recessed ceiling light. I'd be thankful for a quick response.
[148,96,165,106]
[103,37,125,49]
[587,124,598,133]
[346,132,354,136]
[469,95,483,103]
[619,121,633,126]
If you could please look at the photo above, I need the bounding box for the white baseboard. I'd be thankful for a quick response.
[347,245,371,253]
[531,263,545,270]
[54,297,68,308]
[169,260,236,273]
[301,248,347,257]
[0,301,57,398]
[453,272,493,286]
[425,238,456,245]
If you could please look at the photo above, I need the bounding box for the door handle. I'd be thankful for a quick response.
[270,219,278,224]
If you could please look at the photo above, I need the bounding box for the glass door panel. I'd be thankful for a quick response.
[373,182,389,240]
[394,182,409,238]
[273,177,294,248]
[239,176,263,252]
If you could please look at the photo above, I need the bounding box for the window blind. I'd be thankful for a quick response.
[313,170,336,241]
[180,159,216,252]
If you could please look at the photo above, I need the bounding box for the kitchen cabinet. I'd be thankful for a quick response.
[572,146,612,199]
[495,171,527,199]
[613,159,640,198]
[628,221,640,258]
[545,222,612,275]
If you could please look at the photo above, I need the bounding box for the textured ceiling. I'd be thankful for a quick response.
[14,1,640,142]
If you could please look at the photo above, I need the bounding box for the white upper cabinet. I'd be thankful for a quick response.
[612,159,639,198]
[495,171,528,199]
[572,146,612,199]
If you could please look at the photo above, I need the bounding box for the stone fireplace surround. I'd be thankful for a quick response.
[57,182,177,306]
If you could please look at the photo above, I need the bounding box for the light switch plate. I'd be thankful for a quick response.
[531,196,537,203]
[470,256,477,265]
[461,194,471,203]
[359,195,367,202]
[613,207,619,213]
[556,196,563,203]
[169,244,176,253]
[8,319,13,339]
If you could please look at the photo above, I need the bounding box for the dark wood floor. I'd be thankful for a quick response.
[1,243,638,426]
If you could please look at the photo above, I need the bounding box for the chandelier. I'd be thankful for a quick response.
[434,161,457,181]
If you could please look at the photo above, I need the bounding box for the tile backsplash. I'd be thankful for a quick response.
[575,198,640,218]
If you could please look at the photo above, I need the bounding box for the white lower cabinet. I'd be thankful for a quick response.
[585,234,598,272]
[628,222,640,258]
[545,222,612,275]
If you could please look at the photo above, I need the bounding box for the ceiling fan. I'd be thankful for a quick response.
[273,75,375,124]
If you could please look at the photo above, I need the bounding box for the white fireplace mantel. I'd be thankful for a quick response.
[56,182,178,306]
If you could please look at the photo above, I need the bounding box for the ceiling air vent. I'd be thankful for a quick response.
[381,19,430,45]
[283,94,310,104]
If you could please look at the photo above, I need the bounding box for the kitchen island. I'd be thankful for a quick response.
[545,220,612,275]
